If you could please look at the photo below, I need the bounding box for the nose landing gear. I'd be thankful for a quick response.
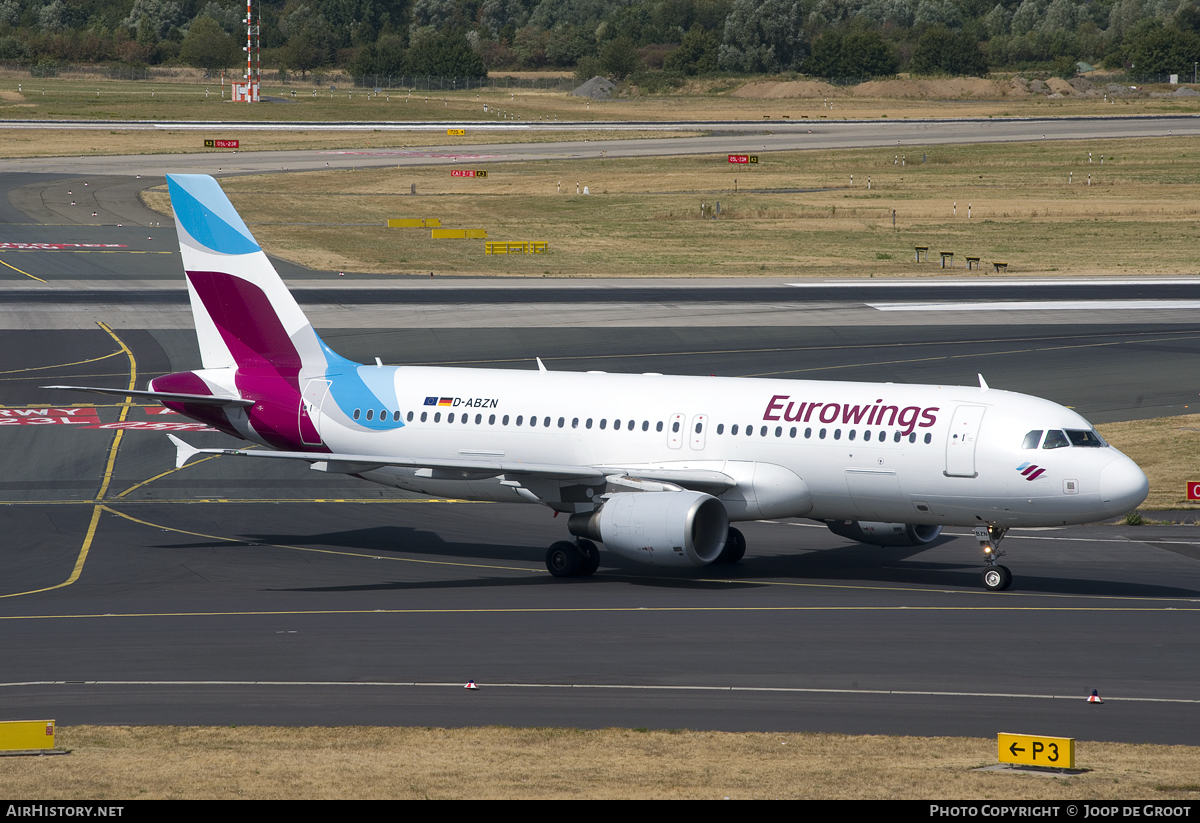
[975,524,1011,591]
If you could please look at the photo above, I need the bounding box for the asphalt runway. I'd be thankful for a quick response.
[0,138,1198,740]
[1,115,1198,177]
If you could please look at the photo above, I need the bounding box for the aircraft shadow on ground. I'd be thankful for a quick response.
[154,526,1200,598]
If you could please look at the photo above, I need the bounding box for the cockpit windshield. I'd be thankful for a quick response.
[1042,430,1070,449]
[1022,428,1106,449]
[1065,429,1105,447]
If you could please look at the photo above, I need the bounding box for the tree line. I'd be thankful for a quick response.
[5,0,1200,83]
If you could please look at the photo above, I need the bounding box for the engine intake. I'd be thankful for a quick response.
[825,520,943,547]
[568,491,729,567]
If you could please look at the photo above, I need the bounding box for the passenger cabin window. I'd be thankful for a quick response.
[1066,429,1105,447]
[1042,430,1070,449]
[1022,430,1043,449]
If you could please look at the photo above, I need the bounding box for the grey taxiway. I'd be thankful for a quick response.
[0,120,1197,741]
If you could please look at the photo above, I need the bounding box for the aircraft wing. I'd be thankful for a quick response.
[166,436,736,491]
[166,435,608,479]
[44,385,254,407]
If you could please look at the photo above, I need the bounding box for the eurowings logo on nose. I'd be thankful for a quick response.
[1016,463,1046,481]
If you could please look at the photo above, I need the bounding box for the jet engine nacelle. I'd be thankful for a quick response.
[825,520,943,547]
[568,491,729,567]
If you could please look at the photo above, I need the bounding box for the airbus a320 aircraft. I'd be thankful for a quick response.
[50,174,1150,591]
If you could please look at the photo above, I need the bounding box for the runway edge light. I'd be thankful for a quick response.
[1088,689,1103,703]
[0,720,56,753]
[997,733,1075,769]
[465,680,478,690]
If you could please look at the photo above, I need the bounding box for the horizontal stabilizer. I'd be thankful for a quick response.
[166,434,203,469]
[43,385,253,407]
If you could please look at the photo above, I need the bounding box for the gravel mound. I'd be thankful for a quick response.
[571,76,616,99]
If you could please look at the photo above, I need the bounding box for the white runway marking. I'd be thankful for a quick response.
[869,300,1200,312]
[792,279,1196,287]
[3,680,1196,703]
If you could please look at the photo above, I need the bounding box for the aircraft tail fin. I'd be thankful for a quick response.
[166,174,330,374]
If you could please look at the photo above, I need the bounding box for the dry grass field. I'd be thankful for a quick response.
[142,136,1200,278]
[2,72,1200,124]
[1,726,1197,799]
[1097,415,1200,511]
[0,127,697,158]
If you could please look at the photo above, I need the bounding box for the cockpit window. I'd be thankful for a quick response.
[1066,429,1105,447]
[1022,430,1043,449]
[1042,430,1070,449]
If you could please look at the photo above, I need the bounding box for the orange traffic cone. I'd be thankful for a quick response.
[465,680,478,690]
[1087,689,1103,703]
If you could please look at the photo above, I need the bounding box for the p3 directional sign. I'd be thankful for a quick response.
[997,733,1075,769]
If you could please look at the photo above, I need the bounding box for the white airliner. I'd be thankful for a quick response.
[50,174,1149,591]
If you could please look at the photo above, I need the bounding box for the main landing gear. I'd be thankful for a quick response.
[545,539,600,578]
[974,524,1012,591]
[544,526,748,577]
[715,526,746,564]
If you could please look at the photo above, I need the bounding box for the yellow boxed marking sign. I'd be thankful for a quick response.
[998,733,1074,769]
[432,229,488,239]
[485,241,549,255]
[447,129,465,136]
[388,219,442,228]
[0,720,55,752]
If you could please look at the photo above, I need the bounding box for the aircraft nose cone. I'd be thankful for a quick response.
[1101,456,1149,515]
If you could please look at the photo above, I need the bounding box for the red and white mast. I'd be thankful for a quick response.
[236,0,259,102]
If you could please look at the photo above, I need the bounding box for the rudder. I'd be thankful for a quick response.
[167,174,325,373]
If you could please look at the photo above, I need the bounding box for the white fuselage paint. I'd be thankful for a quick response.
[292,366,1148,528]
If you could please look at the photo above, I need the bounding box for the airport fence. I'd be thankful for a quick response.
[0,62,577,92]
